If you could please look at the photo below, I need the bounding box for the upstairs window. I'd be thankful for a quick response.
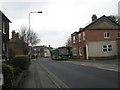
[83,32,85,41]
[2,22,5,34]
[73,36,76,43]
[104,32,110,38]
[78,33,81,42]
[118,32,120,38]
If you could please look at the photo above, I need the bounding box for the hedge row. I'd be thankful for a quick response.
[2,55,30,89]
[2,63,14,89]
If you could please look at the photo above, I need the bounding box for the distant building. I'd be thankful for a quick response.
[0,11,11,60]
[32,45,52,58]
[71,15,120,59]
[8,30,28,58]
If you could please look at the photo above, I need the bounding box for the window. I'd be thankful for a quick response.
[118,32,120,38]
[103,45,107,52]
[104,32,110,38]
[108,45,112,51]
[73,36,76,43]
[2,43,5,51]
[103,45,112,52]
[73,48,77,56]
[78,33,81,42]
[2,22,5,34]
[79,47,82,56]
[83,32,85,41]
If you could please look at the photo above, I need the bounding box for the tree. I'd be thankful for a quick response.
[65,36,72,47]
[18,25,40,46]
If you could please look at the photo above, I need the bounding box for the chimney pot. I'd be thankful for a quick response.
[92,14,97,22]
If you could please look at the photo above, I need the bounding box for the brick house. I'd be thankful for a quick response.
[8,30,28,58]
[0,11,11,60]
[71,15,120,59]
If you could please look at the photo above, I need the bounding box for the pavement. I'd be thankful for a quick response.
[63,58,119,72]
[18,59,58,88]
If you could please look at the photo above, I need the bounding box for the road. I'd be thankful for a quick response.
[38,58,118,88]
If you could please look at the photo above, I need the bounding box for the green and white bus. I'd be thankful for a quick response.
[51,47,71,60]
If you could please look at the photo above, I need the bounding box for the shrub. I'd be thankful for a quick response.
[2,63,14,89]
[12,55,29,70]
[13,67,22,77]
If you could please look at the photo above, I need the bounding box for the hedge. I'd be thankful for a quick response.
[2,55,30,89]
[6,55,29,71]
[13,55,29,70]
[2,63,14,89]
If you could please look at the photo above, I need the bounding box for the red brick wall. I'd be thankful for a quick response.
[71,32,79,58]
[117,39,120,58]
[8,43,25,57]
[78,42,86,59]
[85,30,119,41]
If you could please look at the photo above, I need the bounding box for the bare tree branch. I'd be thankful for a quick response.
[18,25,40,46]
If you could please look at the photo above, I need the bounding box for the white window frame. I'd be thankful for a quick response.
[118,32,120,38]
[103,45,112,52]
[2,22,6,34]
[73,36,76,43]
[79,47,82,56]
[104,32,110,38]
[83,32,85,41]
[78,33,81,42]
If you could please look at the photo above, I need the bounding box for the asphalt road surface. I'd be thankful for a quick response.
[38,58,118,88]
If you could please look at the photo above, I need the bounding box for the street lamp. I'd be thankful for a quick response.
[29,11,43,40]
[28,11,42,62]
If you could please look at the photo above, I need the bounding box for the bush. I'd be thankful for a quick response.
[3,55,29,78]
[13,67,22,77]
[2,63,14,89]
[12,55,29,70]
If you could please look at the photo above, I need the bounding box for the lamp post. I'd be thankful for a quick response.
[28,11,42,62]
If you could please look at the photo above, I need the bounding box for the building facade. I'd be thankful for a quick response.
[71,15,120,59]
[32,45,52,58]
[8,30,28,58]
[0,11,11,60]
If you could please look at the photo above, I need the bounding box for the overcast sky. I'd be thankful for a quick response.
[0,0,119,48]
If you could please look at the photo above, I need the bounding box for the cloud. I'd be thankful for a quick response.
[0,0,119,48]
[0,2,47,19]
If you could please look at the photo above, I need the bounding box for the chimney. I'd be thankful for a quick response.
[12,30,15,39]
[12,30,19,39]
[49,45,50,47]
[92,14,97,22]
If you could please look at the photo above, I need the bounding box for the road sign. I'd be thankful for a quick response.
[28,43,32,47]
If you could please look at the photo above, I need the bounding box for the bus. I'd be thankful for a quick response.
[51,47,71,60]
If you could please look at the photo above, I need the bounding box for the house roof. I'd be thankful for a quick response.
[78,15,120,33]
[71,31,79,35]
[0,10,12,23]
